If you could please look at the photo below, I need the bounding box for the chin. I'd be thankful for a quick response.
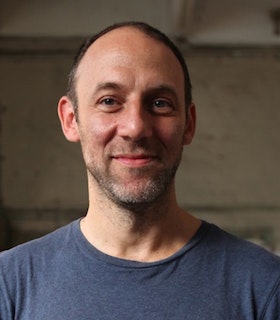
[108,181,169,211]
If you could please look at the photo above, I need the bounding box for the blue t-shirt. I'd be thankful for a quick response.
[0,219,279,319]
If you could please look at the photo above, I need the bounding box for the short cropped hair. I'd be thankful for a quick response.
[67,21,192,111]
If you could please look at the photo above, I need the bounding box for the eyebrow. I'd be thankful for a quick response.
[91,82,179,103]
[146,84,178,97]
[144,85,180,106]
[92,82,125,96]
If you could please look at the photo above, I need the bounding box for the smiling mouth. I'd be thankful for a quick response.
[112,154,158,167]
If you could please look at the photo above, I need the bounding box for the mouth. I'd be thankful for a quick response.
[112,154,158,167]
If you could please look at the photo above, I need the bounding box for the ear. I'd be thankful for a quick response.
[57,96,80,142]
[183,102,196,145]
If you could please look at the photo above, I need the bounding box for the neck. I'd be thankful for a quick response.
[81,181,201,262]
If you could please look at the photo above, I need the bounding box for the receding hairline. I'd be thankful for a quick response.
[75,26,184,85]
[67,21,192,110]
[74,26,162,79]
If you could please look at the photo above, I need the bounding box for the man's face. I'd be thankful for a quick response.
[72,27,195,208]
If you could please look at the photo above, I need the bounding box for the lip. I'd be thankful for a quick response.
[112,154,157,167]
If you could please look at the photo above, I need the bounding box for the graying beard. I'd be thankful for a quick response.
[89,162,179,213]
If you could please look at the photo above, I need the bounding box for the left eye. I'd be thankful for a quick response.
[152,99,173,114]
[154,100,167,107]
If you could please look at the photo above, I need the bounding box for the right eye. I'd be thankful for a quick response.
[98,97,122,112]
[101,98,117,105]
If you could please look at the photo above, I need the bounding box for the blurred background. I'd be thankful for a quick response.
[0,0,279,254]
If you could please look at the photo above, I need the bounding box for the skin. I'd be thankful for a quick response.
[58,26,201,262]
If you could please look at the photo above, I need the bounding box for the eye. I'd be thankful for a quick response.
[98,97,122,112]
[101,97,117,105]
[152,99,174,114]
[154,99,168,108]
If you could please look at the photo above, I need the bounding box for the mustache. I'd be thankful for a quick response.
[109,140,162,156]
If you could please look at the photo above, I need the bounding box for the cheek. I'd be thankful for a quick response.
[79,115,117,149]
[158,120,186,148]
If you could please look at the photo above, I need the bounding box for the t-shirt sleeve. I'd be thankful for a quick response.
[261,277,280,320]
[0,256,14,320]
[0,287,13,320]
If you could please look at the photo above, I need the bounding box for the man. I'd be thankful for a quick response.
[0,21,279,319]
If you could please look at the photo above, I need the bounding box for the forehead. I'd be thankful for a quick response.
[75,27,184,90]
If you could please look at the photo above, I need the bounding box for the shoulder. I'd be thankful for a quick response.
[204,222,280,269]
[203,222,280,294]
[200,222,280,317]
[0,220,78,270]
[0,220,80,318]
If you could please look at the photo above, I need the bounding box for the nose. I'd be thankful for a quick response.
[117,102,153,140]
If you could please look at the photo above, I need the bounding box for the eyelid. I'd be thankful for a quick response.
[100,97,118,104]
[154,98,172,105]
[97,95,123,112]
[150,98,175,114]
[97,94,122,104]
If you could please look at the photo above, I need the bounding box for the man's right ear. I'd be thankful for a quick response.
[57,96,80,142]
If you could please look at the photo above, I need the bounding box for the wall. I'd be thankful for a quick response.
[1,38,279,253]
[178,48,280,254]
[0,38,86,248]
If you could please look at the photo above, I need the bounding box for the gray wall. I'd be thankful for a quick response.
[1,40,279,253]
[178,48,280,253]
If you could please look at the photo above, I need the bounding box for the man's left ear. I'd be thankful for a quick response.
[183,103,196,145]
